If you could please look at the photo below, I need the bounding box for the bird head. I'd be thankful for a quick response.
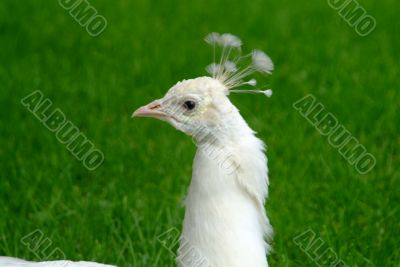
[132,76,233,139]
[132,32,274,142]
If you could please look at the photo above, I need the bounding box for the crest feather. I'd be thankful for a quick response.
[219,33,242,47]
[205,32,221,44]
[252,50,274,74]
[204,32,274,95]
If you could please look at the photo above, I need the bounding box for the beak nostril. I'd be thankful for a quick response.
[132,99,165,119]
[150,104,161,110]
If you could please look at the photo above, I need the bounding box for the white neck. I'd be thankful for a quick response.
[177,110,271,267]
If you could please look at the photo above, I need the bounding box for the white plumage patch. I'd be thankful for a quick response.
[0,257,116,267]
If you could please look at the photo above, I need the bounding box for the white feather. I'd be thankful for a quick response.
[263,89,273,97]
[223,61,237,73]
[204,32,221,44]
[204,33,274,92]
[247,78,257,86]
[251,50,274,74]
[205,63,222,77]
[229,88,273,98]
[0,257,115,267]
[219,33,242,47]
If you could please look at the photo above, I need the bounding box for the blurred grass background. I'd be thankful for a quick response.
[0,0,399,266]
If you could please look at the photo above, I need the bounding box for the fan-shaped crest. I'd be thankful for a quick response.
[204,32,274,96]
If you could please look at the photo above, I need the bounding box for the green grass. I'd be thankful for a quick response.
[0,0,399,266]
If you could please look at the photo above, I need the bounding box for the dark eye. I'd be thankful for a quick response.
[183,100,196,110]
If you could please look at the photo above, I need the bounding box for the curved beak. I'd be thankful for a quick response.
[132,99,167,119]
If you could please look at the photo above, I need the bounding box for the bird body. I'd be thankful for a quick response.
[178,111,271,267]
